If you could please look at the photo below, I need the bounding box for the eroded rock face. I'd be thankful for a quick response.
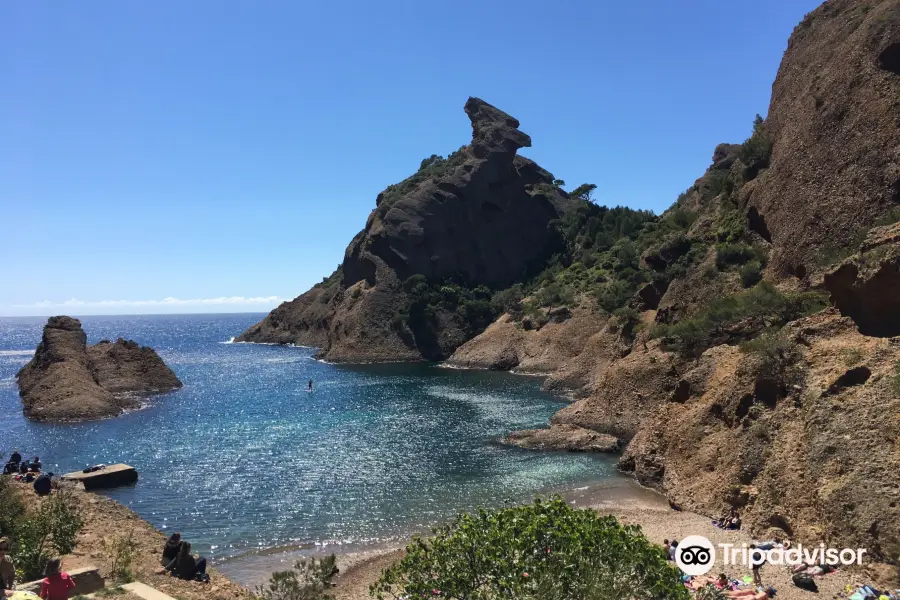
[824,222,900,336]
[619,311,900,562]
[744,0,900,275]
[16,316,182,422]
[238,98,572,361]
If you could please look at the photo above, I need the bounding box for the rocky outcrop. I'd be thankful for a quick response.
[620,311,900,563]
[16,316,182,422]
[824,222,900,336]
[743,0,900,276]
[502,424,620,452]
[445,305,607,375]
[238,98,572,361]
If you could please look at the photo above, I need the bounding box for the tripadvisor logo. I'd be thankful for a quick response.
[674,535,868,576]
[675,535,716,576]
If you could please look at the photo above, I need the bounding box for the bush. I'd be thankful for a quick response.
[104,531,138,583]
[371,497,688,600]
[739,261,763,288]
[256,555,338,600]
[740,115,773,177]
[715,244,756,269]
[13,489,84,580]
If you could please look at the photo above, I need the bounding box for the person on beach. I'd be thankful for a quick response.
[33,473,52,497]
[663,539,671,557]
[160,541,208,582]
[725,587,775,599]
[39,558,76,600]
[0,538,15,593]
[669,539,678,561]
[161,533,182,567]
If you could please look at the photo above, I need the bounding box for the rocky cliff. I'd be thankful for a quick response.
[237,98,572,360]
[16,316,183,422]
[241,0,900,571]
[445,0,900,570]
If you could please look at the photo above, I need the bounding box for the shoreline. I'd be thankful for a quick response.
[327,481,868,600]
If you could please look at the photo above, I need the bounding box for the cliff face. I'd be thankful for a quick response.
[16,316,183,422]
[746,0,900,276]
[444,0,900,569]
[237,98,572,361]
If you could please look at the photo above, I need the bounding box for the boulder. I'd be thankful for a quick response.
[16,317,182,422]
[502,424,621,452]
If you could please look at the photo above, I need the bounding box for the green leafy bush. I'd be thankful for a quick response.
[715,244,756,269]
[740,115,773,177]
[256,554,338,600]
[371,497,688,600]
[11,489,84,580]
[740,329,800,379]
[104,530,138,583]
[739,261,763,288]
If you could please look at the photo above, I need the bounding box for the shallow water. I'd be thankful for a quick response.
[0,314,622,564]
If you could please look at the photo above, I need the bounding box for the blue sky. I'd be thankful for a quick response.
[0,0,820,317]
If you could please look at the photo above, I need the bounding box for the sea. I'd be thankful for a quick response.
[0,313,626,581]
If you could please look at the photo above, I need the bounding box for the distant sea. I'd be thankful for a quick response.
[0,314,622,568]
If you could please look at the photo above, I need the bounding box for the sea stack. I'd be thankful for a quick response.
[16,316,183,422]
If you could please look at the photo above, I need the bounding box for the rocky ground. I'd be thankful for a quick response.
[12,480,251,600]
[16,316,182,422]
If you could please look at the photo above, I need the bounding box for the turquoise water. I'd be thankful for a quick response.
[0,314,619,562]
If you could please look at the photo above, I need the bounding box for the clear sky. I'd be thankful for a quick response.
[0,0,820,317]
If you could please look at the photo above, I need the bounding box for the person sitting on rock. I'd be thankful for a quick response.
[18,461,28,475]
[725,514,741,530]
[159,541,208,582]
[161,533,181,567]
[29,457,42,473]
[9,451,21,466]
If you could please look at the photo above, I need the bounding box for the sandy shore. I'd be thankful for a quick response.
[327,480,866,600]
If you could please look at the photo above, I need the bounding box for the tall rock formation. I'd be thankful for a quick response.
[16,316,183,422]
[237,98,572,361]
[447,0,900,570]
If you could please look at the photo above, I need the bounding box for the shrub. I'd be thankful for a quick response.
[740,115,773,177]
[256,555,338,600]
[596,279,634,313]
[371,497,688,600]
[739,261,763,288]
[104,531,138,583]
[13,489,84,580]
[715,244,756,269]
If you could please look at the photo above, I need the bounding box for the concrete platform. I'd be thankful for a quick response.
[122,581,179,600]
[62,464,138,490]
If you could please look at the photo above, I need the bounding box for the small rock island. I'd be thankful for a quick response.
[16,315,183,422]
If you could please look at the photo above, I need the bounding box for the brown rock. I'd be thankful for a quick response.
[502,424,620,452]
[238,98,573,361]
[16,316,182,422]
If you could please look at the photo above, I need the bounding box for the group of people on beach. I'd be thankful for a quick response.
[1,538,77,600]
[156,533,210,584]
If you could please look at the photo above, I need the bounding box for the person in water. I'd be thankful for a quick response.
[308,379,313,391]
[40,557,76,600]
[161,533,181,567]
[160,541,208,581]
